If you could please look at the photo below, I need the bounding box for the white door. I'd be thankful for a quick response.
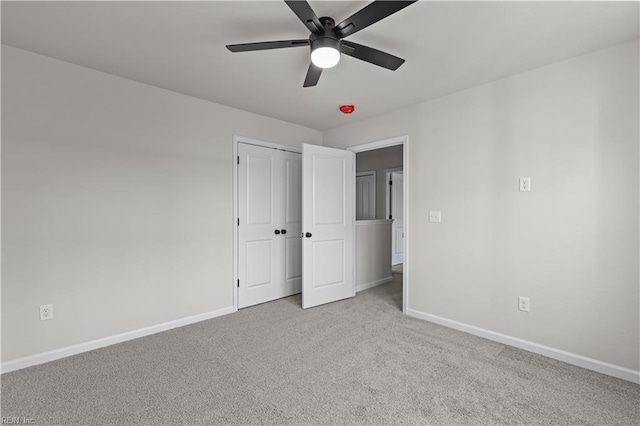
[355,172,376,220]
[237,143,301,308]
[390,171,404,265]
[301,144,355,309]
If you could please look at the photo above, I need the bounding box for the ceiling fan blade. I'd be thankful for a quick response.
[341,40,405,70]
[226,39,309,52]
[303,63,322,87]
[285,1,323,34]
[335,1,417,39]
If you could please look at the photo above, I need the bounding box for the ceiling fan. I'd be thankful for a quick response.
[226,0,417,87]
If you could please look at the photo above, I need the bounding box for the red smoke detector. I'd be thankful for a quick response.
[339,104,355,114]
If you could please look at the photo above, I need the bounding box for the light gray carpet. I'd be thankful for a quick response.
[2,270,639,425]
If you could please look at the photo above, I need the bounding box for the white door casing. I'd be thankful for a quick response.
[237,143,301,308]
[302,144,355,309]
[355,171,376,220]
[348,136,408,313]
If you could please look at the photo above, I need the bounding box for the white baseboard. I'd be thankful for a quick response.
[356,276,393,293]
[406,309,640,384]
[1,306,235,374]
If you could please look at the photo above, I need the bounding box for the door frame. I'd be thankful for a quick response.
[347,136,409,313]
[232,135,302,312]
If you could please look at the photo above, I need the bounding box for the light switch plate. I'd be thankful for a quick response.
[429,211,441,223]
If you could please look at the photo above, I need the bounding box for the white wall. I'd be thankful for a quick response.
[356,146,403,220]
[324,40,640,373]
[1,46,322,363]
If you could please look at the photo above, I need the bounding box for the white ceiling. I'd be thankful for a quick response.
[2,1,638,131]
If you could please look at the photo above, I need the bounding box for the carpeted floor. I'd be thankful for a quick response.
[2,269,639,425]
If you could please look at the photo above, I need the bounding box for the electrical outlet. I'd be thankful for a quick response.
[429,211,441,223]
[39,304,54,321]
[519,177,531,192]
[518,296,530,312]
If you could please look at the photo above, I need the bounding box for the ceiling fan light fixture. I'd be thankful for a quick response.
[310,34,340,69]
[311,46,340,68]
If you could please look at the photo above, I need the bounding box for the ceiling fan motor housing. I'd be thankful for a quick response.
[309,32,341,53]
[309,17,340,53]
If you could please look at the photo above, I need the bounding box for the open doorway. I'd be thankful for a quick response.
[349,136,408,313]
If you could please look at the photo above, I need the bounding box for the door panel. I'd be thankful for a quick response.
[285,237,302,279]
[238,143,301,308]
[246,154,274,225]
[302,144,354,309]
[312,240,345,287]
[312,155,345,225]
[246,240,273,287]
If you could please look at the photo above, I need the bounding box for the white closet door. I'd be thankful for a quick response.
[238,143,302,308]
[301,144,355,309]
[238,143,282,308]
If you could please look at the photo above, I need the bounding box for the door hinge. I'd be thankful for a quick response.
[237,279,240,288]
[237,155,240,165]
[389,180,392,185]
[237,218,240,226]
[389,214,392,219]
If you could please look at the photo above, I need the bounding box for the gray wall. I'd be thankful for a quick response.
[356,220,392,289]
[324,40,640,371]
[356,146,403,220]
[1,46,322,362]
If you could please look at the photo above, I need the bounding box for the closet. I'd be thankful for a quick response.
[237,143,302,308]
